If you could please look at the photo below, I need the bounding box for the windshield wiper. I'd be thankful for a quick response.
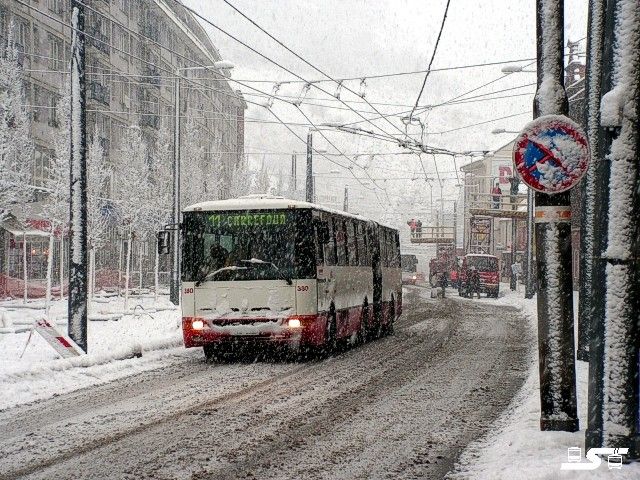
[195,266,247,287]
[240,259,293,285]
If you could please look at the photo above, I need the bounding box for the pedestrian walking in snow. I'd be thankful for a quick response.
[491,183,502,209]
[407,218,417,238]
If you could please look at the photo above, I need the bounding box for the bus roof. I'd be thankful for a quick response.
[184,194,397,230]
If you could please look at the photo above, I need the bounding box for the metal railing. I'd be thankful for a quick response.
[467,192,528,216]
[409,225,455,243]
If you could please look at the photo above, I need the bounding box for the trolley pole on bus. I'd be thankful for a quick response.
[306,131,314,203]
[68,0,88,353]
[291,154,297,195]
[343,186,349,212]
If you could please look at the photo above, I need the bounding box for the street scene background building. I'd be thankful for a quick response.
[0,0,246,296]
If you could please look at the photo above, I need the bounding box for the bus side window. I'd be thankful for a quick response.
[336,219,347,266]
[379,230,387,268]
[324,219,337,266]
[393,232,398,271]
[315,222,325,266]
[357,222,367,266]
[347,220,358,266]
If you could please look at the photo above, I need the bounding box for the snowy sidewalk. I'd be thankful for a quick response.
[0,293,188,411]
[448,286,640,479]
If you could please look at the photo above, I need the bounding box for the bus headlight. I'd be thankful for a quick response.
[288,318,302,328]
[192,319,205,330]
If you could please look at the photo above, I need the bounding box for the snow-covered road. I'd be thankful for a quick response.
[0,288,531,480]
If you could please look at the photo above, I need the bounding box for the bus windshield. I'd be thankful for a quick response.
[181,210,315,283]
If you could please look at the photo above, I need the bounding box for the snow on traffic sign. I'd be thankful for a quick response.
[513,114,589,193]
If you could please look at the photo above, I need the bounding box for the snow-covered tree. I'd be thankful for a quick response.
[181,116,206,207]
[252,162,271,194]
[41,86,70,310]
[112,126,150,309]
[227,158,252,199]
[0,25,33,218]
[0,25,35,303]
[50,82,71,300]
[86,133,110,301]
[148,123,172,300]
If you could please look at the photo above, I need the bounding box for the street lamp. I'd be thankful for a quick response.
[170,60,235,305]
[501,64,536,74]
[491,128,520,134]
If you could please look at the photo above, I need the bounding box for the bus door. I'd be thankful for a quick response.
[368,223,383,322]
[314,216,335,314]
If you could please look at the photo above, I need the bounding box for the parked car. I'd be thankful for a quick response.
[458,254,500,298]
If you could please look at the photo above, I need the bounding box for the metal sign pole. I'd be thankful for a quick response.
[532,0,579,432]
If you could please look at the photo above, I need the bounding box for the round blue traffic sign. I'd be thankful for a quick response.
[513,115,590,193]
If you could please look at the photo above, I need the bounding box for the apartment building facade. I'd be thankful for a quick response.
[0,0,246,293]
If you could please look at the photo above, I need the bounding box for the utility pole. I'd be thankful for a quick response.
[577,0,606,364]
[509,176,519,291]
[533,0,579,432]
[343,185,349,212]
[306,131,313,203]
[291,154,297,195]
[68,0,88,353]
[586,0,614,452]
[586,0,640,458]
[169,70,181,305]
[524,188,535,298]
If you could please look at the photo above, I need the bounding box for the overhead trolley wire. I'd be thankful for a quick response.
[408,0,452,121]
[16,0,390,203]
[193,0,422,146]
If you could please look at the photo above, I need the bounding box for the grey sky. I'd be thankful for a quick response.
[186,0,587,224]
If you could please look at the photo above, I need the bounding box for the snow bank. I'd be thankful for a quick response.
[0,294,186,411]
[448,289,640,479]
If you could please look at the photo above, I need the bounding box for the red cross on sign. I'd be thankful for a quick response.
[513,115,590,193]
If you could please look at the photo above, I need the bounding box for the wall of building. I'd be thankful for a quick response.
[0,0,245,193]
[0,0,246,290]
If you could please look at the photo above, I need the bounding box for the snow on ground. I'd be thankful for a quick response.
[0,292,189,411]
[448,284,640,479]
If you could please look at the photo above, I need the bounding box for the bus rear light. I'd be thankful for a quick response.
[192,319,205,330]
[287,318,302,328]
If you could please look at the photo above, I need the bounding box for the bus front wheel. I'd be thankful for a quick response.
[203,344,223,362]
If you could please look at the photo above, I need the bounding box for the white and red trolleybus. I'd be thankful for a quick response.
[173,195,402,359]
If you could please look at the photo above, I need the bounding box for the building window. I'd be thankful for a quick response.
[48,93,58,127]
[33,147,52,187]
[48,0,63,15]
[48,33,63,71]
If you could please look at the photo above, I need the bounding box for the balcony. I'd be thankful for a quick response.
[140,113,159,129]
[99,137,110,157]
[144,67,161,87]
[88,29,110,55]
[467,193,528,219]
[409,226,455,244]
[88,82,110,105]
